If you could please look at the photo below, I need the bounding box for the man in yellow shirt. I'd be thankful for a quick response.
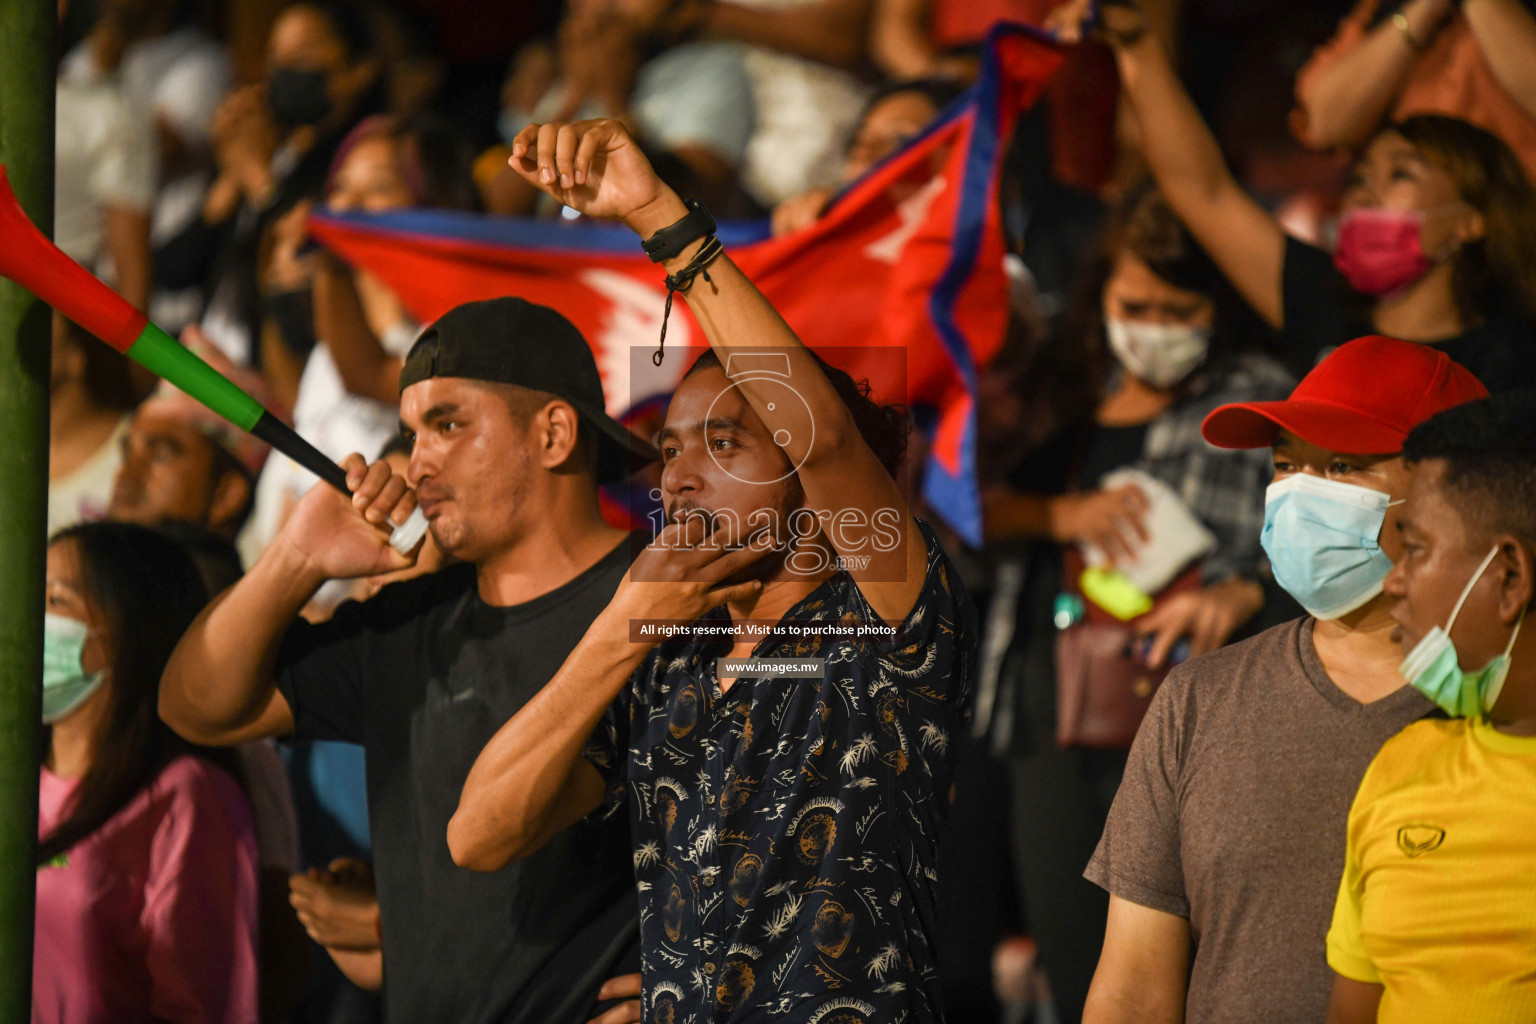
[1325,391,1536,1024]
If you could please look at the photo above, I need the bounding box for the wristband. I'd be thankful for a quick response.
[642,198,717,263]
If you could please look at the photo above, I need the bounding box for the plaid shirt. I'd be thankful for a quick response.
[1136,352,1295,585]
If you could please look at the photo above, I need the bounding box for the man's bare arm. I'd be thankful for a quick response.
[448,610,649,871]
[160,456,417,745]
[868,0,939,79]
[508,119,927,623]
[449,523,770,870]
[328,949,382,992]
[159,541,311,744]
[1082,896,1191,1024]
[1323,974,1384,1024]
[650,225,925,619]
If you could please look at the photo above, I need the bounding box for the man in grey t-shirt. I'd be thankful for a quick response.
[1080,338,1486,1024]
[1087,620,1426,1023]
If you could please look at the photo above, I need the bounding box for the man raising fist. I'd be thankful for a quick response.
[450,120,977,1024]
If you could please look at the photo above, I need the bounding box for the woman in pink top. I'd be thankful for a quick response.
[37,521,259,1024]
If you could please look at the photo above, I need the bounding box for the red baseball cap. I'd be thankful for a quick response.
[1202,335,1488,453]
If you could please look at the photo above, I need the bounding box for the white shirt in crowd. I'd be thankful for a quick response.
[62,27,231,149]
[728,0,871,204]
[54,79,157,269]
[63,28,233,331]
[47,415,130,539]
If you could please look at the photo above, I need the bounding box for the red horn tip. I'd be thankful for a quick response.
[0,164,146,354]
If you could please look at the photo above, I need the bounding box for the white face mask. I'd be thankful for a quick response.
[1105,316,1211,389]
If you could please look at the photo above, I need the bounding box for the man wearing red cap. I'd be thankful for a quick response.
[1079,337,1486,1024]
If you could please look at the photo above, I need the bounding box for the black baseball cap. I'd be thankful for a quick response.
[400,297,658,483]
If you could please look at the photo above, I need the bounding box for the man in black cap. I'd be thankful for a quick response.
[159,298,654,1024]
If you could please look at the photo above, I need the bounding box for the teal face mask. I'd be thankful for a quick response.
[1399,546,1526,717]
[42,613,107,725]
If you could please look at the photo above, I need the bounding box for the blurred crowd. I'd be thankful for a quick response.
[34,0,1536,1023]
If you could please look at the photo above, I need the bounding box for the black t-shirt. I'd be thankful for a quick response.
[275,536,643,1024]
[1076,422,1151,491]
[1281,236,1536,391]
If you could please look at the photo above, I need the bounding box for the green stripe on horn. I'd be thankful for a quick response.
[123,322,265,432]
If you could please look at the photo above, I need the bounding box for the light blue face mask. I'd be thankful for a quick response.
[42,613,107,725]
[1262,474,1404,620]
[1400,546,1526,718]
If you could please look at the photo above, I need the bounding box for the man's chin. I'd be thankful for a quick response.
[1388,611,1419,652]
[425,520,465,557]
[721,540,793,587]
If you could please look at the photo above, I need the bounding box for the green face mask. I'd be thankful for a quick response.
[1399,546,1526,718]
[42,613,107,725]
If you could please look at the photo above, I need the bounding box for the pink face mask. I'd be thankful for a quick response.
[1332,207,1436,296]
[1333,203,1470,297]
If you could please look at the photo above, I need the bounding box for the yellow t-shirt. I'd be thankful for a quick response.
[1327,717,1536,1023]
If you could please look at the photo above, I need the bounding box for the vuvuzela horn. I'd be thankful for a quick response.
[0,165,425,553]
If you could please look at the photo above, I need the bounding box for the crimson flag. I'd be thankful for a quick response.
[309,26,1064,544]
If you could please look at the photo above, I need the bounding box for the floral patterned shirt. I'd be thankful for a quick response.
[587,522,976,1023]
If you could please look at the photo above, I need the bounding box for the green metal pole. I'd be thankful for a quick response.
[0,0,55,1016]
